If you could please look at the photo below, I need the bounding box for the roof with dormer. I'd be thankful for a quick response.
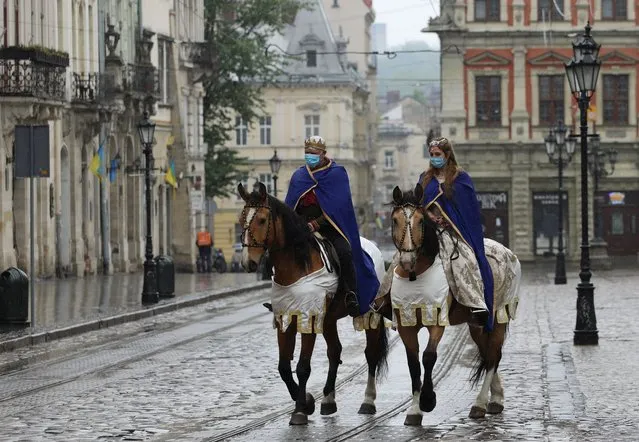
[269,0,367,90]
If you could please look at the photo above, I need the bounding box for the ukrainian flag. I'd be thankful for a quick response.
[165,158,178,189]
[89,142,106,180]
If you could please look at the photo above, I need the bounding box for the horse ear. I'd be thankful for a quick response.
[237,183,249,202]
[392,186,403,205]
[414,183,424,202]
[258,182,268,201]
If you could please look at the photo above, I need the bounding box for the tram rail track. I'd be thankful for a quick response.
[201,333,403,442]
[325,327,470,441]
[0,292,273,406]
[201,325,469,442]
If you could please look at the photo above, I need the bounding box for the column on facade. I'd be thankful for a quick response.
[67,132,86,276]
[0,134,16,269]
[439,51,466,140]
[575,0,590,27]
[124,136,141,271]
[511,0,526,28]
[80,143,96,274]
[509,163,534,261]
[511,47,529,142]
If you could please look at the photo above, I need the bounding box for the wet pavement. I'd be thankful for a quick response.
[0,263,637,440]
[0,272,259,339]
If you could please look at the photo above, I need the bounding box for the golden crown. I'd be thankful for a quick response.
[304,136,326,150]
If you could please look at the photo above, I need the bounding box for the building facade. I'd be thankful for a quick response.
[0,0,208,277]
[212,0,373,259]
[373,96,437,241]
[427,0,639,260]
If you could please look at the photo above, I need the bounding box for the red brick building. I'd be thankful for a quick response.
[426,0,639,260]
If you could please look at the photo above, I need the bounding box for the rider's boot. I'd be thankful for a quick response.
[344,291,360,318]
[338,262,360,318]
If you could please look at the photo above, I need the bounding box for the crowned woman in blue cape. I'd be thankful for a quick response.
[420,137,494,330]
[285,135,380,318]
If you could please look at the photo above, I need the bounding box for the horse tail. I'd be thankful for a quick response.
[469,322,510,387]
[375,325,390,381]
[469,348,486,388]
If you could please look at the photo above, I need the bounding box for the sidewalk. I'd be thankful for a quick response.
[0,272,268,353]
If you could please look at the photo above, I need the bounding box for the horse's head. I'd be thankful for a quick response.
[238,181,273,272]
[391,183,439,272]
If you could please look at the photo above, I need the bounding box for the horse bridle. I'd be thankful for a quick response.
[240,202,274,250]
[391,203,424,253]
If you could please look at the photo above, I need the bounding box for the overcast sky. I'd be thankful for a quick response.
[374,0,440,48]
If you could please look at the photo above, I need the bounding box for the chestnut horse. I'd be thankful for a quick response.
[238,182,390,426]
[375,183,520,425]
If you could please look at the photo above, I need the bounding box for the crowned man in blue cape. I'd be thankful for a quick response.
[285,135,380,317]
[420,137,494,331]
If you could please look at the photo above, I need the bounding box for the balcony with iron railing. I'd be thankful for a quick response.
[71,72,118,105]
[0,46,69,101]
[378,122,413,137]
[122,63,160,98]
[179,41,213,69]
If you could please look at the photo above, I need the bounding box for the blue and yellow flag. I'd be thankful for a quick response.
[165,158,178,189]
[109,152,121,183]
[89,142,106,180]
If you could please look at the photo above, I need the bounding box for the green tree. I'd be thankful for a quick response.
[202,0,305,199]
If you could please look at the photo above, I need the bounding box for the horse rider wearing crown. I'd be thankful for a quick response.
[284,135,381,318]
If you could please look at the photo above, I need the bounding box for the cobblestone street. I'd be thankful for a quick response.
[0,264,636,441]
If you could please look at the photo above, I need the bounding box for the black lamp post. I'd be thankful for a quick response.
[269,149,282,198]
[544,120,576,285]
[588,134,618,239]
[138,111,159,304]
[564,22,602,346]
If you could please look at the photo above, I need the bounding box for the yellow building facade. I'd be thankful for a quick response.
[212,0,374,259]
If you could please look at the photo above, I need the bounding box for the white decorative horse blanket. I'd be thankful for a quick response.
[271,264,338,334]
[378,232,520,325]
[391,256,452,327]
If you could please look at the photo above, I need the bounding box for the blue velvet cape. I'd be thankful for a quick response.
[285,161,380,315]
[421,171,495,331]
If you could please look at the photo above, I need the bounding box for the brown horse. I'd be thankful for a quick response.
[375,183,520,425]
[238,182,390,426]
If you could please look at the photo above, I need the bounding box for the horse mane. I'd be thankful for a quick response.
[246,191,316,270]
[393,188,440,260]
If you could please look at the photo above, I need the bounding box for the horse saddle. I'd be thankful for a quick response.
[312,232,341,276]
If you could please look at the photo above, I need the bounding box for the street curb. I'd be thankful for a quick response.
[0,281,271,355]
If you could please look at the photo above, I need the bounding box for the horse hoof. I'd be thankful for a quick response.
[419,391,437,412]
[469,406,486,419]
[404,414,423,426]
[320,401,337,415]
[358,403,376,415]
[289,412,308,426]
[486,402,504,414]
[304,393,316,415]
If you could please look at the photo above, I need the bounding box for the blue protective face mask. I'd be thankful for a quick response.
[305,153,321,168]
[430,157,447,169]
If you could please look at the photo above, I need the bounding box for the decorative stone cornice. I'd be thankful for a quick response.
[465,51,511,66]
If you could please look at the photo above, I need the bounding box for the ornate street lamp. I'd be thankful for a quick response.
[269,149,282,198]
[543,121,576,285]
[564,22,601,346]
[138,111,159,304]
[105,23,120,58]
